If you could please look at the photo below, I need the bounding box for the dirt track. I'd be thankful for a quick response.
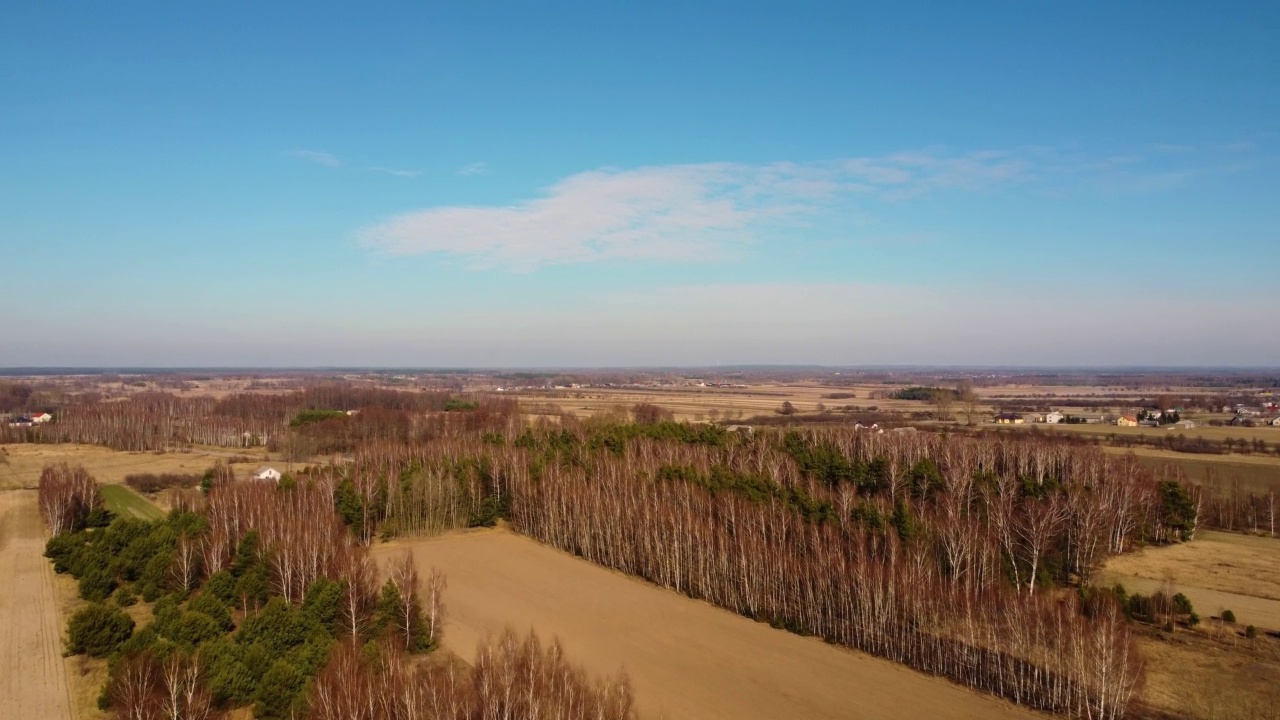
[374,529,1040,720]
[0,490,73,720]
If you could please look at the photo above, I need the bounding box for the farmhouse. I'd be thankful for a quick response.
[254,467,282,482]
[994,413,1024,425]
[1272,417,1280,427]
[1172,419,1197,430]
[1043,411,1063,424]
[1116,415,1139,427]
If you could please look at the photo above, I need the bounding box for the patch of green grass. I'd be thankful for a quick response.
[100,483,165,520]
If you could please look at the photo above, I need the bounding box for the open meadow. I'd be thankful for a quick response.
[0,443,270,491]
[373,528,1043,720]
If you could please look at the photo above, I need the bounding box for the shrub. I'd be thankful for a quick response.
[67,603,135,657]
[255,659,305,719]
[1222,609,1236,623]
[205,570,236,604]
[201,638,257,706]
[1245,625,1258,639]
[189,591,234,632]
[166,611,222,647]
[78,564,117,602]
[115,585,138,607]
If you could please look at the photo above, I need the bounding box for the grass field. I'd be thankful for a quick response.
[0,443,271,491]
[1101,531,1280,629]
[373,528,1041,720]
[99,483,165,520]
[1099,531,1280,719]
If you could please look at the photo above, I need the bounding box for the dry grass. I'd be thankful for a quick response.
[512,382,934,423]
[0,443,270,491]
[1101,532,1280,632]
[1135,629,1280,720]
[373,528,1044,720]
[0,490,74,720]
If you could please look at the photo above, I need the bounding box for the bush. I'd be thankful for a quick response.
[124,472,200,494]
[67,603,135,657]
[255,659,305,719]
[1222,609,1236,623]
[1245,625,1258,639]
[205,570,237,605]
[190,591,234,632]
[166,611,222,647]
[78,564,117,602]
[115,585,138,607]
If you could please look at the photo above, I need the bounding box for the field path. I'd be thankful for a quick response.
[0,490,74,720]
[375,529,1041,720]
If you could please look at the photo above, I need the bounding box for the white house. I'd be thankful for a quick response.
[1043,411,1064,424]
[254,467,282,482]
[1172,419,1197,430]
[1272,417,1280,427]
[30,412,53,423]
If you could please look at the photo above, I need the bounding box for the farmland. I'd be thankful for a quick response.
[373,529,1041,720]
[2,372,1279,720]
[0,490,73,720]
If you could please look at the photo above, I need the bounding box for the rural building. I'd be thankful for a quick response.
[254,467,282,482]
[30,412,52,423]
[725,424,755,438]
[994,413,1024,425]
[1116,415,1139,427]
[1043,411,1063,424]
[1172,419,1197,430]
[1272,417,1280,427]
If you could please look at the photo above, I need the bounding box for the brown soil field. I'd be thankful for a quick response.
[0,443,272,491]
[1101,531,1280,631]
[372,528,1042,720]
[0,490,73,720]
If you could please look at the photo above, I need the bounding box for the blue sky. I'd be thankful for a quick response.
[2,2,1277,366]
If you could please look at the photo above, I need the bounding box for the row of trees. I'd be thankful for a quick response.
[5,383,519,451]
[38,462,103,535]
[309,630,635,720]
[505,439,1142,718]
[328,426,1175,718]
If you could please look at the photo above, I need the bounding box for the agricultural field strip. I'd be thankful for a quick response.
[374,529,1043,720]
[100,483,165,520]
[0,491,74,720]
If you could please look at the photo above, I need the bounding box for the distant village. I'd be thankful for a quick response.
[993,402,1280,429]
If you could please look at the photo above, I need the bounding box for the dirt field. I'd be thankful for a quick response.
[373,528,1041,720]
[0,443,271,491]
[0,490,73,720]
[1101,531,1280,631]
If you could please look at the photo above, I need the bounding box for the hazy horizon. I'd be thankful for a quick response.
[3,3,1277,366]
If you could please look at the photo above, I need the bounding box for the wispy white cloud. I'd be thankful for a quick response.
[368,166,422,178]
[287,149,343,167]
[457,162,490,176]
[359,151,1029,269]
